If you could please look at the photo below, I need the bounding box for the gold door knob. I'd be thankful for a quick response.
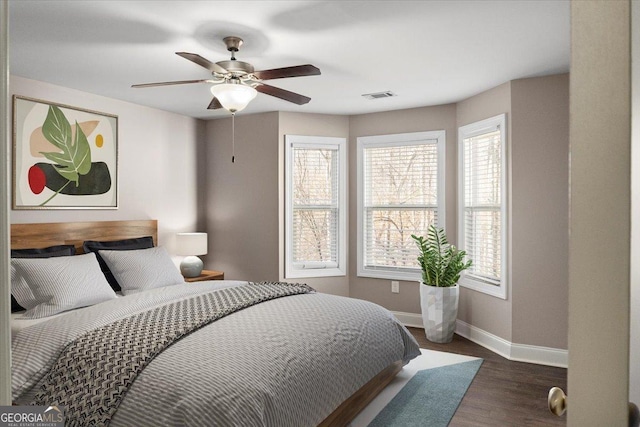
[548,387,567,416]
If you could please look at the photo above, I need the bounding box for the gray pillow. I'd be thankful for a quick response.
[12,252,117,319]
[98,246,185,296]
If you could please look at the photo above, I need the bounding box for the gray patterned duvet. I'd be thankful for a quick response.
[12,281,421,426]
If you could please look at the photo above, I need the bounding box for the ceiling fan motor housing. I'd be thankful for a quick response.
[216,60,255,75]
[218,37,254,75]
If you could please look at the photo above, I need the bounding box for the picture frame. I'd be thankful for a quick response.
[12,95,118,209]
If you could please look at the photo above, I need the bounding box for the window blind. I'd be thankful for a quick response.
[463,129,502,284]
[292,147,338,267]
[363,142,440,271]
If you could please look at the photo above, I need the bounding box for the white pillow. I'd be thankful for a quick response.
[98,246,185,295]
[12,253,118,319]
[11,264,38,311]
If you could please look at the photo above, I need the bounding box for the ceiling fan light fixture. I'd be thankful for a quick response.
[210,83,257,113]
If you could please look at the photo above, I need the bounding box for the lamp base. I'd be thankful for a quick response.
[180,256,204,278]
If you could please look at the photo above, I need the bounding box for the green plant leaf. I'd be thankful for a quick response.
[412,225,472,287]
[40,106,92,186]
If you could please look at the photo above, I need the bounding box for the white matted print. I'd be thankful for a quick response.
[13,96,118,209]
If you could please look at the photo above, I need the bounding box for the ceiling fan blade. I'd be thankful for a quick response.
[176,52,228,74]
[253,64,321,80]
[207,97,223,110]
[256,84,311,105]
[131,79,209,88]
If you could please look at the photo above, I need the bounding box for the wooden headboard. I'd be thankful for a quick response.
[10,220,158,254]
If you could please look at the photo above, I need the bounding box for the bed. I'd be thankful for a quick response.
[10,220,420,426]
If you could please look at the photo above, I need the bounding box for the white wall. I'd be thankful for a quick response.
[9,76,206,249]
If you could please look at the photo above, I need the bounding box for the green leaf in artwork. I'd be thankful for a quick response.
[40,106,92,186]
[41,104,72,151]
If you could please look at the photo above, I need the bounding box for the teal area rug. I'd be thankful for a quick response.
[368,358,483,427]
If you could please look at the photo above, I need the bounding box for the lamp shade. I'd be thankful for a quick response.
[210,83,257,112]
[175,232,208,256]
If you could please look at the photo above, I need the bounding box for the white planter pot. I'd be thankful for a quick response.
[420,283,459,343]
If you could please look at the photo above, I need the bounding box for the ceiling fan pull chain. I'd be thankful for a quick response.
[231,112,235,163]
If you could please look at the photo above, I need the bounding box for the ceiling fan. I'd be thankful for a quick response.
[132,36,321,113]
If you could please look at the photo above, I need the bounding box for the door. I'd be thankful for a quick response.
[568,1,631,425]
[630,0,640,414]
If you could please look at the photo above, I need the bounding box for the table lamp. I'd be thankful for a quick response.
[176,232,208,277]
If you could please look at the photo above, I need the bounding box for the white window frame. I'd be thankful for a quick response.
[457,114,508,299]
[285,135,347,279]
[357,130,446,281]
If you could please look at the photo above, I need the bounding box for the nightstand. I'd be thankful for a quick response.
[184,269,224,282]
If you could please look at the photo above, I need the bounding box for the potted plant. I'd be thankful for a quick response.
[411,225,472,343]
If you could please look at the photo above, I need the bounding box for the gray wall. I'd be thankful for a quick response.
[348,104,458,313]
[510,74,569,349]
[13,73,569,351]
[204,111,351,295]
[456,76,569,348]
[204,74,569,351]
[456,82,513,341]
[278,112,351,296]
[205,112,280,282]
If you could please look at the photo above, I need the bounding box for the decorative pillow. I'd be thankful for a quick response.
[11,245,76,258]
[98,246,184,295]
[83,236,154,291]
[12,252,117,319]
[10,244,76,312]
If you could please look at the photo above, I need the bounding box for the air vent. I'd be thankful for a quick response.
[362,91,397,100]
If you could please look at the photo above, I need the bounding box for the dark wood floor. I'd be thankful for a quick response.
[407,327,567,426]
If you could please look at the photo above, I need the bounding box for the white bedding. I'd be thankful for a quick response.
[11,312,60,337]
[12,280,421,426]
[10,280,245,341]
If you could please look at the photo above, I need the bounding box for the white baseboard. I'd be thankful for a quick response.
[392,312,568,368]
[453,318,513,359]
[392,311,424,328]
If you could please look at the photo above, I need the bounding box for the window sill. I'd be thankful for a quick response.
[285,267,346,279]
[459,277,507,299]
[357,267,421,282]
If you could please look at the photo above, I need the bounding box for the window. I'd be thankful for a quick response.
[357,131,446,280]
[458,114,508,299]
[285,135,346,278]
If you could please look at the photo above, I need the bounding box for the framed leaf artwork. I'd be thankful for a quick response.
[12,96,118,209]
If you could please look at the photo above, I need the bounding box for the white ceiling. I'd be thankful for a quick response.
[9,0,570,120]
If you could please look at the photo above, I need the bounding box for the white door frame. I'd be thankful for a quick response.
[0,0,12,406]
